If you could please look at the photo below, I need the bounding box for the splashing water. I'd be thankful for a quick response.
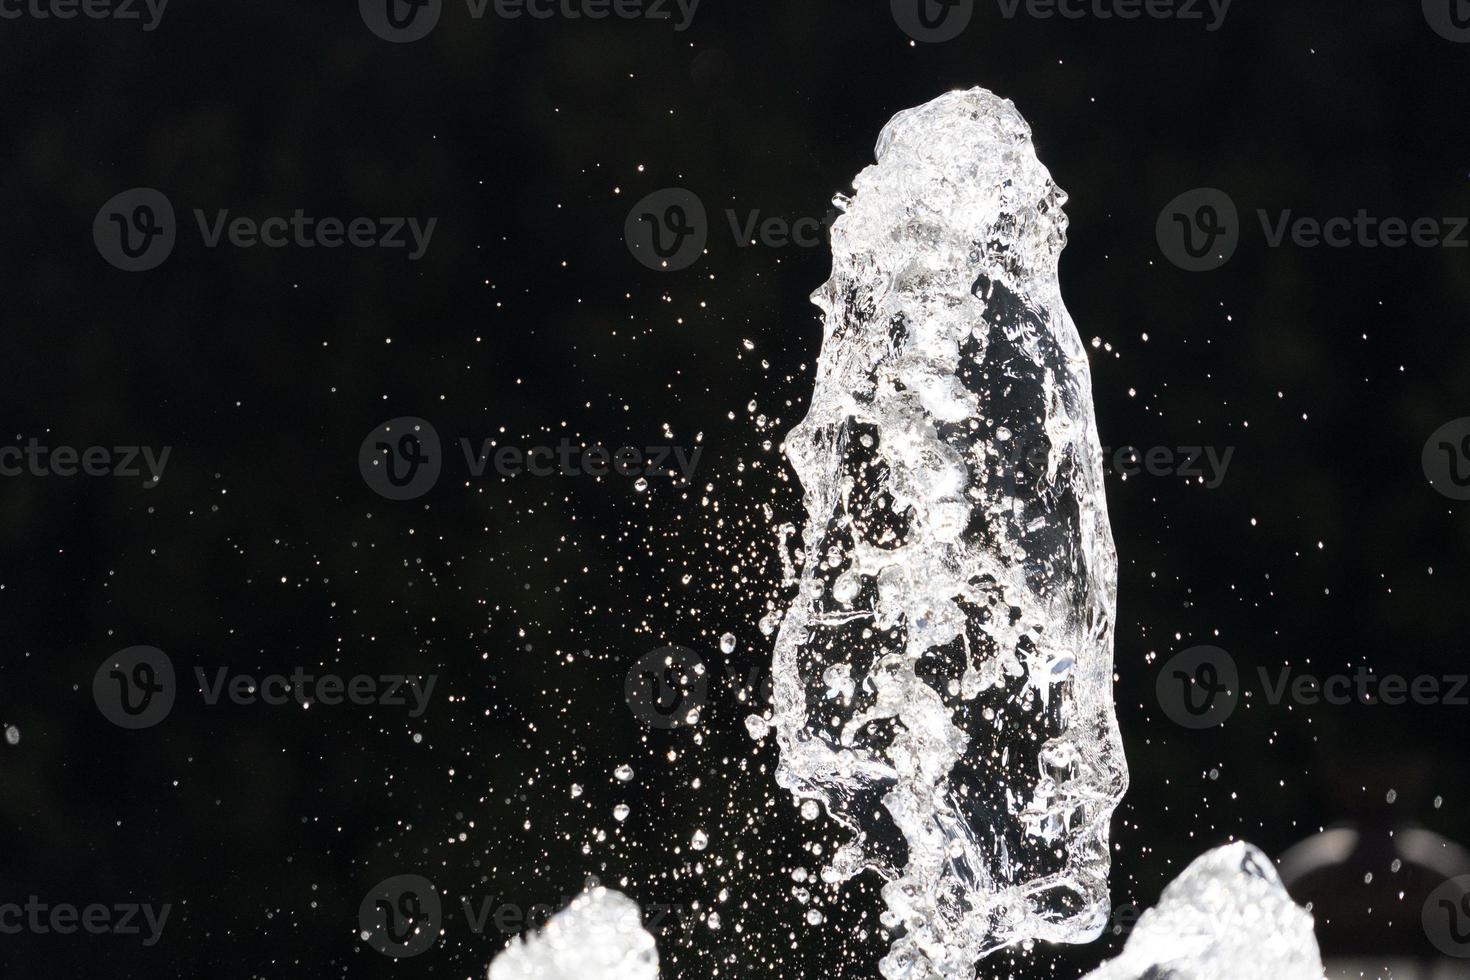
[1083,842,1327,980]
[767,87,1127,979]
[488,887,659,980]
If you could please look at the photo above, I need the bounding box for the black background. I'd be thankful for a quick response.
[2,0,1470,976]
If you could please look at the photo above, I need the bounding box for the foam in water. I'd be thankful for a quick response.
[766,87,1128,979]
[1083,842,1328,980]
[487,887,659,980]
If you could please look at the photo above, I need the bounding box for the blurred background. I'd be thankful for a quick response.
[2,0,1470,976]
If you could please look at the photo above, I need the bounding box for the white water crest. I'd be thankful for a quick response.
[767,87,1127,979]
[488,887,659,980]
[1083,842,1327,980]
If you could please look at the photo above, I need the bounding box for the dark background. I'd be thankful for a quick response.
[2,0,1469,976]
